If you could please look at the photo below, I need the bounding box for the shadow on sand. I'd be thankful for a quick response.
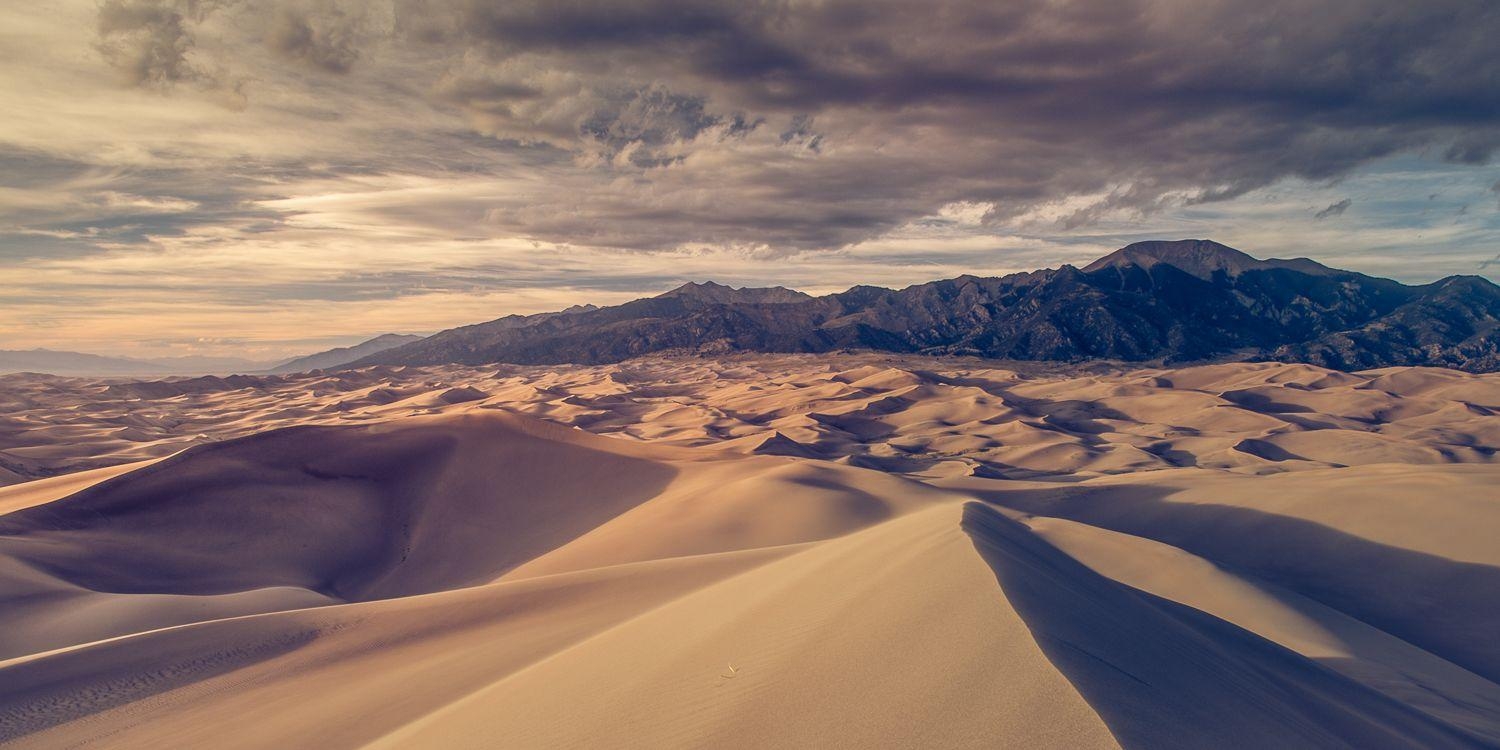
[961,501,1491,749]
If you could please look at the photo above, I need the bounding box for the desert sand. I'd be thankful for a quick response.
[1,354,1498,748]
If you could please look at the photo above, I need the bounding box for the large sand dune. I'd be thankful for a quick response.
[1,355,1498,747]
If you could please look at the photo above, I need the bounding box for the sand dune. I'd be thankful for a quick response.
[1,356,1498,747]
[0,411,939,661]
[4,354,1496,487]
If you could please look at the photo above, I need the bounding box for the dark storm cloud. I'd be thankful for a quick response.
[370,0,1500,251]
[395,0,748,49]
[1315,199,1354,220]
[71,0,1500,255]
[411,0,1500,127]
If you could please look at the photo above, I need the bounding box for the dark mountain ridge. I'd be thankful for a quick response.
[351,240,1500,372]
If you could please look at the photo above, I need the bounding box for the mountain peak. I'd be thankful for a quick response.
[663,280,731,295]
[1083,240,1257,279]
[657,281,812,304]
[1083,239,1338,281]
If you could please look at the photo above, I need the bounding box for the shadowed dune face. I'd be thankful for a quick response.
[0,413,679,600]
[0,406,946,664]
[964,468,1500,689]
[961,503,1479,749]
[0,356,1498,748]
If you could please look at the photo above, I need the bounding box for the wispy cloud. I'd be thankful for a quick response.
[1314,199,1353,220]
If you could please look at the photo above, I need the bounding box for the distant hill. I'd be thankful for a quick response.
[269,334,424,374]
[0,349,169,377]
[0,336,428,378]
[345,239,1500,373]
[0,350,281,377]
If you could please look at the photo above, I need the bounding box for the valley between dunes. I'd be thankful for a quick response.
[1,354,1499,748]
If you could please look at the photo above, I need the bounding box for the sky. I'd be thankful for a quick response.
[1,1,1498,359]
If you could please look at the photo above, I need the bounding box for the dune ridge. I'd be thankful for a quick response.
[1,356,1498,747]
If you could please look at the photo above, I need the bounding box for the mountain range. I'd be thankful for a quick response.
[352,240,1500,373]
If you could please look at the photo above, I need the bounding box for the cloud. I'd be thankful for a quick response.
[264,2,362,74]
[66,0,1500,254]
[94,0,205,86]
[579,86,758,167]
[373,0,1500,250]
[1314,198,1353,220]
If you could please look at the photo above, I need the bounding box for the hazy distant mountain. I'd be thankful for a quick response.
[0,350,281,377]
[269,334,424,374]
[0,349,169,377]
[352,240,1500,372]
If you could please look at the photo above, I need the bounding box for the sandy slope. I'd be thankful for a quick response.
[1,357,1498,748]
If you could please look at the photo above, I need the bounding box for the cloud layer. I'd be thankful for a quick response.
[2,0,1499,355]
